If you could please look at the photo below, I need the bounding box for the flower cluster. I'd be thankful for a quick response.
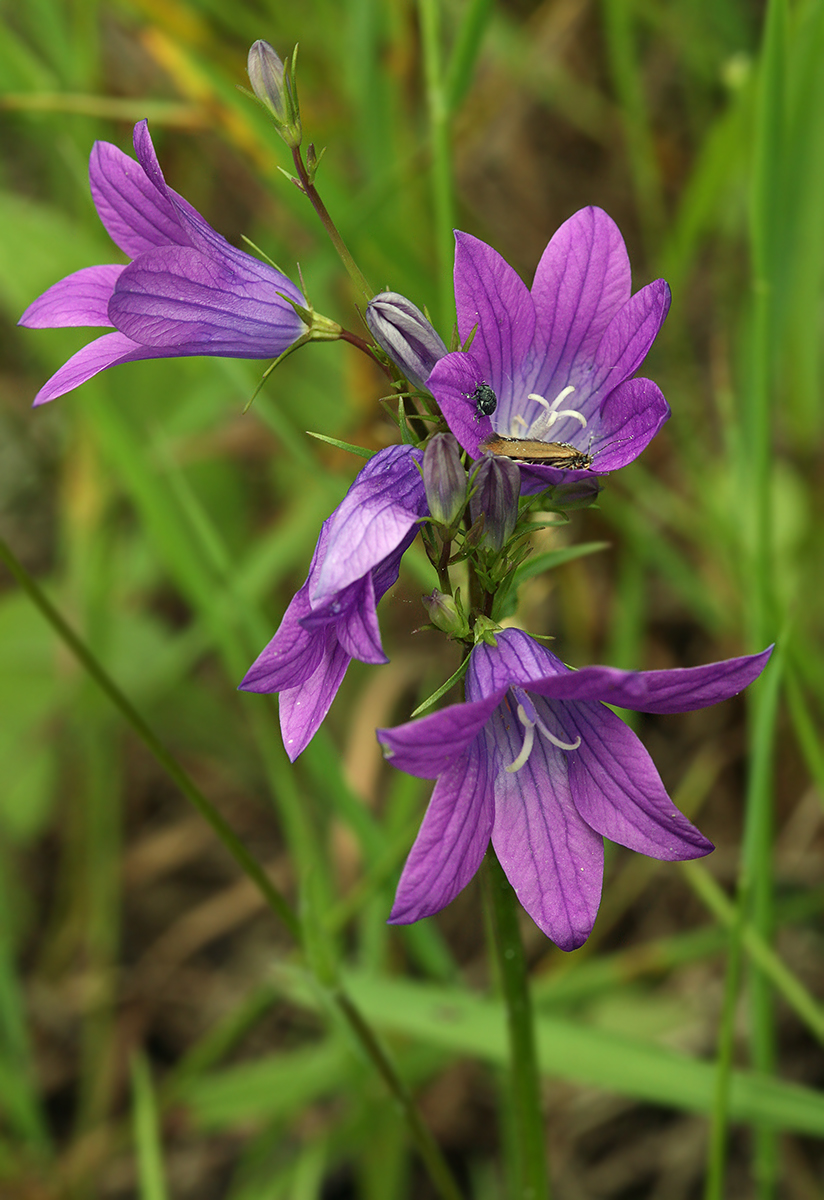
[19,89,772,949]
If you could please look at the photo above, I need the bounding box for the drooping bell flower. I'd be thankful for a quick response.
[19,121,327,405]
[240,445,426,760]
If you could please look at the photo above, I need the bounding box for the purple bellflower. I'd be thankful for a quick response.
[379,628,772,949]
[240,445,426,761]
[19,120,311,405]
[428,207,672,494]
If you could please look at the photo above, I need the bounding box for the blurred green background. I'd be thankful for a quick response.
[1,0,824,1196]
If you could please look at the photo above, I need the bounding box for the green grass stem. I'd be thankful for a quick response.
[417,0,456,330]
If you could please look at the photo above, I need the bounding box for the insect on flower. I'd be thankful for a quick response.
[426,208,673,491]
[480,434,593,469]
[471,381,498,419]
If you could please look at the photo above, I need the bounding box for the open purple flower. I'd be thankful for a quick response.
[240,445,426,761]
[19,120,308,405]
[428,207,671,494]
[378,629,772,949]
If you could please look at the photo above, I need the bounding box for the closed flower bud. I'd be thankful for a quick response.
[470,457,521,552]
[247,41,302,148]
[423,433,466,529]
[422,589,470,638]
[365,291,447,389]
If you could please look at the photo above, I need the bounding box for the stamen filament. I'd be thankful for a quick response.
[505,705,536,773]
[535,719,581,752]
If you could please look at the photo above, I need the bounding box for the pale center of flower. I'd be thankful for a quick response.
[504,687,581,774]
[509,385,588,440]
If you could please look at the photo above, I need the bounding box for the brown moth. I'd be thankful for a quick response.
[480,434,593,469]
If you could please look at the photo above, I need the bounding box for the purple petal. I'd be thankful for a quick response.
[467,628,561,699]
[129,118,280,274]
[311,446,426,604]
[19,265,123,329]
[489,712,604,950]
[389,742,494,923]
[131,119,173,203]
[108,246,306,355]
[372,526,421,602]
[334,583,386,662]
[528,207,631,399]
[453,232,536,395]
[89,137,189,257]
[427,350,491,459]
[378,692,503,779]
[584,279,671,403]
[481,630,772,715]
[528,647,774,713]
[564,700,713,859]
[511,278,670,450]
[278,637,352,762]
[589,377,670,471]
[30,330,176,406]
[239,584,321,694]
[301,573,388,665]
[510,461,602,497]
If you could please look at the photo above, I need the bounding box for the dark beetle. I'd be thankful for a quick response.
[471,382,497,418]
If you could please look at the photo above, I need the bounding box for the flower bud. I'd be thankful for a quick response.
[423,433,466,529]
[422,589,470,638]
[470,457,521,552]
[365,291,447,389]
[247,41,302,148]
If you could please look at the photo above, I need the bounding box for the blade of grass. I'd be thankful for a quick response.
[445,0,495,113]
[131,1055,169,1200]
[0,536,300,940]
[275,966,824,1136]
[682,859,824,1047]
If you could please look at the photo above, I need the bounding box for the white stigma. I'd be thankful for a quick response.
[507,385,588,439]
[505,701,582,774]
[527,386,588,432]
[505,705,536,773]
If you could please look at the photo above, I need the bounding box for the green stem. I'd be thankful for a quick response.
[332,988,465,1200]
[735,0,786,1191]
[417,0,456,330]
[485,849,550,1200]
[291,147,373,302]
[0,536,300,941]
[339,325,392,375]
